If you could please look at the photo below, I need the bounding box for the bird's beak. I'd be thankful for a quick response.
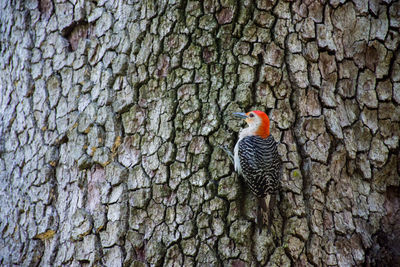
[233,112,248,119]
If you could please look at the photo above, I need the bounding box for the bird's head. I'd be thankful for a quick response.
[233,110,270,139]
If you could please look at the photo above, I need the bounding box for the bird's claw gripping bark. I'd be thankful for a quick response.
[218,145,234,164]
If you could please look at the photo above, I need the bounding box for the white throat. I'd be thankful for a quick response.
[239,123,259,140]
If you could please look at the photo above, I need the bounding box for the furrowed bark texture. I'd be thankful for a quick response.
[1,0,399,266]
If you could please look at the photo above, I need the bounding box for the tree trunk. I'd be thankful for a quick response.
[1,0,399,266]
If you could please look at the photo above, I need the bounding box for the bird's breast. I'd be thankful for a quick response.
[234,141,241,174]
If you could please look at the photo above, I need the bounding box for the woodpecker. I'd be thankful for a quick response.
[222,110,282,231]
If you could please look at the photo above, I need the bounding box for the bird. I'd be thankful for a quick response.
[221,110,282,231]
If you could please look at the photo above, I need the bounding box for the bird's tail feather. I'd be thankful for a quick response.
[257,194,276,233]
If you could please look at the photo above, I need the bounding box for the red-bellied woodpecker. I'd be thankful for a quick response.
[222,110,282,231]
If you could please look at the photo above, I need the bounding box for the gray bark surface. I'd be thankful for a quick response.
[0,0,399,266]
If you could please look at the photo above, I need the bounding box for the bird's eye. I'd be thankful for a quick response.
[249,113,254,118]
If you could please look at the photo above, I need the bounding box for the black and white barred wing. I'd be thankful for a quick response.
[238,135,282,197]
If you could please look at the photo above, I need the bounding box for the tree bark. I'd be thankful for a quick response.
[1,0,399,266]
